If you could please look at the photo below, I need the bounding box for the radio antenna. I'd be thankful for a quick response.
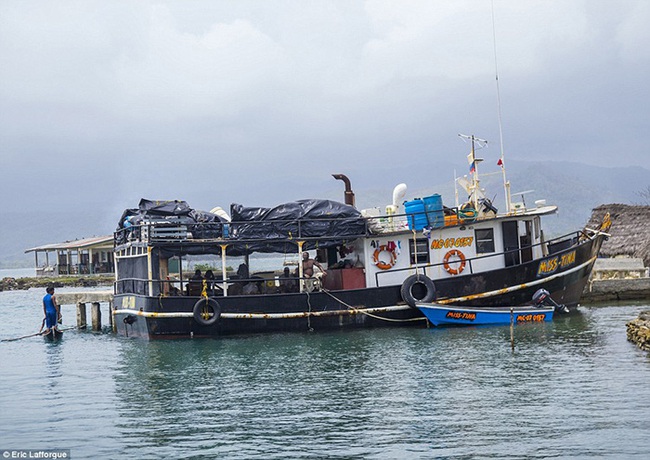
[491,0,511,213]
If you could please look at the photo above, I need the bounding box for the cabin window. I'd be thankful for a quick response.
[475,228,495,254]
[409,238,430,264]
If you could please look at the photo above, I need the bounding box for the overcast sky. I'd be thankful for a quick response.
[1,0,649,221]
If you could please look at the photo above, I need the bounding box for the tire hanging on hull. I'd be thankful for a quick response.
[193,298,221,326]
[401,274,436,307]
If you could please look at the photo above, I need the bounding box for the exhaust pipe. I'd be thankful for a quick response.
[332,174,355,207]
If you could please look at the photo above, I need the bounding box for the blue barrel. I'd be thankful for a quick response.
[404,199,428,230]
[423,194,444,228]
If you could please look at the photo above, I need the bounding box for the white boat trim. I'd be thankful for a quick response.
[114,304,416,320]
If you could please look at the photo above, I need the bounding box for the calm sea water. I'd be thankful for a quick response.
[1,287,649,459]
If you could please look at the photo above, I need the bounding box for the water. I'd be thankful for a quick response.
[0,268,36,279]
[1,288,649,459]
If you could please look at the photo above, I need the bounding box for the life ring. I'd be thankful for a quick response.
[193,298,221,326]
[443,249,466,275]
[400,274,436,308]
[373,245,397,270]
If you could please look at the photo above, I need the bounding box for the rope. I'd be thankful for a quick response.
[321,289,426,323]
[305,289,314,331]
[1,324,83,342]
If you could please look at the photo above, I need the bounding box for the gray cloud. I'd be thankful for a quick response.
[1,0,648,220]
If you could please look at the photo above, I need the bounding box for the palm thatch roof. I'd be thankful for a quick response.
[587,204,650,267]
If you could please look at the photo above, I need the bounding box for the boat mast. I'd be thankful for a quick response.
[459,133,486,211]
[491,0,511,214]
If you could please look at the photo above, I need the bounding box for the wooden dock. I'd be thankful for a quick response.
[56,291,114,331]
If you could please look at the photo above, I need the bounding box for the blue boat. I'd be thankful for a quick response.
[416,288,563,326]
[416,303,554,326]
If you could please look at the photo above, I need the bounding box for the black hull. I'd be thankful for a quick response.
[113,234,605,339]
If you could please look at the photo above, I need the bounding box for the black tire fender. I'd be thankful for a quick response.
[400,274,436,308]
[193,298,221,326]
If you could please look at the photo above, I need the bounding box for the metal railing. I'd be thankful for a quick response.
[374,230,584,286]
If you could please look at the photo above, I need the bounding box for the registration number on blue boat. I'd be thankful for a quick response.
[516,313,547,322]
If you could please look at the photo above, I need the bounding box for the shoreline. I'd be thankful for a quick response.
[0,276,114,291]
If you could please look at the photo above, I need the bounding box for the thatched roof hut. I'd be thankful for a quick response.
[587,204,650,267]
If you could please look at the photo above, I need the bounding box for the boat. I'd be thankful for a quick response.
[416,288,563,326]
[417,304,555,326]
[111,137,611,339]
[42,328,63,341]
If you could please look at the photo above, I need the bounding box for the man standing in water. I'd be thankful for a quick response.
[42,286,60,334]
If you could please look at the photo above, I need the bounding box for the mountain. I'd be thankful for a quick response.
[0,160,647,268]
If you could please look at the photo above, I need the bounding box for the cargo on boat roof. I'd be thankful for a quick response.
[116,198,368,255]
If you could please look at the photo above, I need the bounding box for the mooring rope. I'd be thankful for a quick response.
[321,289,426,323]
[1,324,83,342]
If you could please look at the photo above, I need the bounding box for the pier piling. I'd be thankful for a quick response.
[91,302,101,331]
[77,302,87,329]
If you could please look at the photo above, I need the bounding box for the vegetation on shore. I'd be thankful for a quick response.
[0,276,114,292]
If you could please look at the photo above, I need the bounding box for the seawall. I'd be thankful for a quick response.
[582,278,650,303]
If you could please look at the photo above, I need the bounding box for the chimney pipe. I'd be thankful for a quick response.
[332,174,355,207]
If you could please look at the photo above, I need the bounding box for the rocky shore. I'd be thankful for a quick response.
[0,276,114,291]
[626,311,650,352]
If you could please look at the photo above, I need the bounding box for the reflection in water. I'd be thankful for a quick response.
[110,307,650,459]
[3,288,649,460]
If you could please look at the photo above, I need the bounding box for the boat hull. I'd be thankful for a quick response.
[112,233,604,339]
[113,235,603,339]
[416,304,554,326]
[42,328,63,341]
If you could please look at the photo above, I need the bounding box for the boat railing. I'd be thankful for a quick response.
[114,215,372,247]
[115,273,307,297]
[374,229,586,286]
[112,207,494,248]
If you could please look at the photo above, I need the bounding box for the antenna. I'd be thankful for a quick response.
[491,0,511,213]
[458,134,488,211]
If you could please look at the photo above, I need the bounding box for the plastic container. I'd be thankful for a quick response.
[423,194,444,228]
[404,199,428,230]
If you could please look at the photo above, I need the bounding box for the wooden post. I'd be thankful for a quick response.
[91,302,101,331]
[108,300,114,329]
[510,307,515,351]
[77,302,87,329]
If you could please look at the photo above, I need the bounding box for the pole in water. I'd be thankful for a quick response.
[510,307,515,351]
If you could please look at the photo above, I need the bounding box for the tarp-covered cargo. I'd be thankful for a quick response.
[228,199,367,253]
[115,198,367,254]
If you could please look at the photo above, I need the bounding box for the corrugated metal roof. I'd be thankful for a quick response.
[25,235,113,253]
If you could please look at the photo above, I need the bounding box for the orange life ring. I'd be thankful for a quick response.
[443,249,466,275]
[373,245,397,270]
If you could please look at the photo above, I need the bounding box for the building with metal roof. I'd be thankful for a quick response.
[25,236,114,277]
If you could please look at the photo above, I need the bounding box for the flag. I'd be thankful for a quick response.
[497,158,503,167]
[468,151,476,174]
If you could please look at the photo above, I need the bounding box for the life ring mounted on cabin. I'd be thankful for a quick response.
[443,249,466,275]
[373,245,397,270]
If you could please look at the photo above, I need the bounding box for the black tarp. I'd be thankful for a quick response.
[115,199,227,245]
[228,199,366,254]
[116,198,367,255]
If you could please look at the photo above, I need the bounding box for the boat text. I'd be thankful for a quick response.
[445,311,477,321]
[537,250,576,277]
[431,237,474,250]
[516,313,547,322]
